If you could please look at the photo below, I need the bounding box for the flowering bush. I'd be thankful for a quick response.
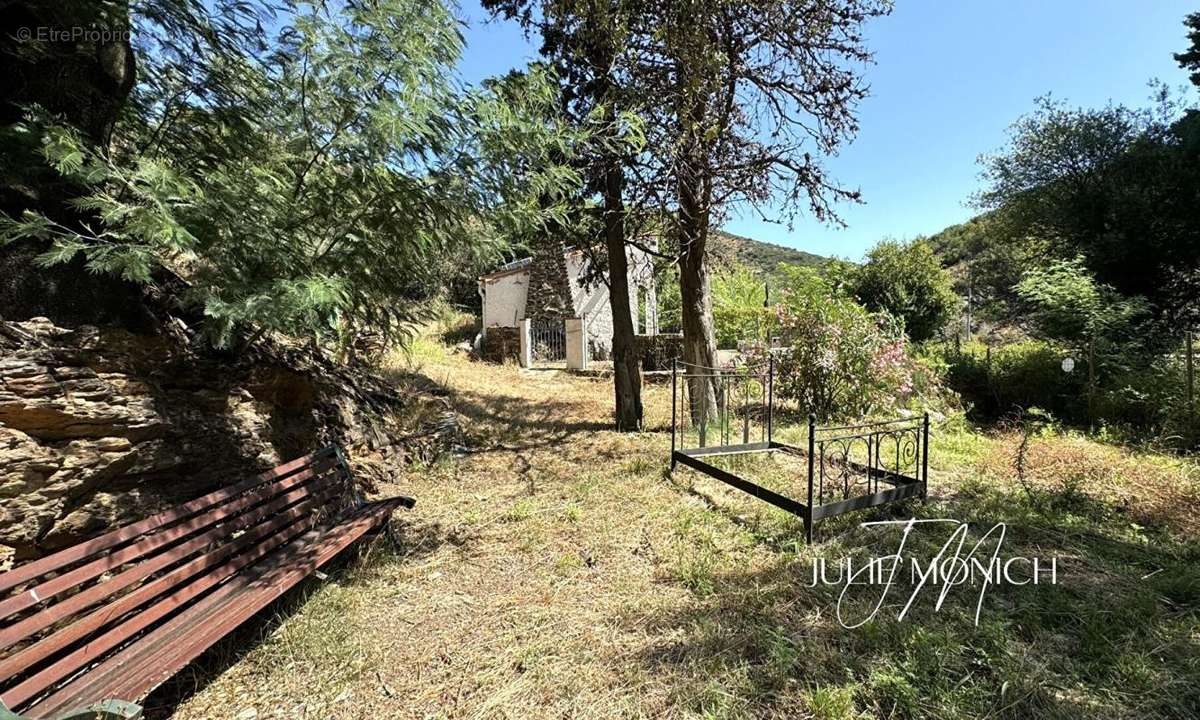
[762,283,917,419]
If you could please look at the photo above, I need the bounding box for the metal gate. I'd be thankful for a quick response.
[530,318,566,362]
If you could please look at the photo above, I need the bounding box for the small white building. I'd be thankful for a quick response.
[478,245,659,358]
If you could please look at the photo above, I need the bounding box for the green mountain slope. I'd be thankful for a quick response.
[711,230,829,274]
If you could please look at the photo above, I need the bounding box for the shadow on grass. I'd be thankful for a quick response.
[439,318,478,347]
[636,478,1200,719]
[450,387,613,451]
[140,517,466,719]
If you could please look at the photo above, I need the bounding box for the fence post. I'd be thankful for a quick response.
[806,413,816,544]
[670,357,677,470]
[565,317,587,370]
[922,412,930,501]
[517,318,532,368]
[742,370,750,444]
[767,354,775,445]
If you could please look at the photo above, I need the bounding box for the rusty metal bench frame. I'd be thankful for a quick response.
[0,446,413,720]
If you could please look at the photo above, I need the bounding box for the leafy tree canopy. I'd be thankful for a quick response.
[1014,256,1148,380]
[851,238,958,343]
[2,0,587,348]
[973,90,1200,335]
[1176,12,1200,88]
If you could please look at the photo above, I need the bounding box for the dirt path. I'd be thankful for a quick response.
[166,353,768,719]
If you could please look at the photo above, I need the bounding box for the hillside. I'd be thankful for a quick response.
[925,212,1033,339]
[711,230,829,274]
[925,214,994,268]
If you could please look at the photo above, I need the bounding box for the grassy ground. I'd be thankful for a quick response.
[163,335,1200,720]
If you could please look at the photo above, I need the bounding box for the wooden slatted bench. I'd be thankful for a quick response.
[0,445,413,720]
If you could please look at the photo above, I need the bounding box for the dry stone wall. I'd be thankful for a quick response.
[0,317,455,566]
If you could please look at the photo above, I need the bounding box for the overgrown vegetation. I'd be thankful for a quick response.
[163,334,1200,720]
[853,238,959,343]
[759,267,918,420]
[1,1,587,349]
[915,15,1200,445]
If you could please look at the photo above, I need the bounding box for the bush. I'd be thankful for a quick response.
[940,337,1200,446]
[852,238,960,342]
[711,264,772,349]
[713,305,773,349]
[764,288,915,420]
[1099,356,1200,446]
[941,340,1081,421]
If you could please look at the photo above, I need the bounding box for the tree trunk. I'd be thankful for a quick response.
[0,1,145,328]
[677,142,719,422]
[585,23,643,432]
[603,122,643,431]
[674,46,719,423]
[678,212,719,422]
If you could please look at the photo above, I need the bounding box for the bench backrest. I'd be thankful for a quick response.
[0,446,355,712]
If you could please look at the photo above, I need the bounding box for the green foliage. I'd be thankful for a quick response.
[766,271,916,420]
[931,49,1200,438]
[852,238,959,342]
[656,266,683,334]
[1098,354,1200,445]
[974,92,1200,334]
[941,331,1200,443]
[940,340,1082,421]
[675,243,840,344]
[711,264,770,349]
[1,0,587,349]
[1176,12,1200,88]
[776,262,847,302]
[801,684,858,720]
[1014,258,1148,399]
[1015,257,1142,348]
[813,258,859,298]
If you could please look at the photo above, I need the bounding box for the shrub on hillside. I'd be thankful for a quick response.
[852,238,960,342]
[763,287,916,420]
[941,340,1082,420]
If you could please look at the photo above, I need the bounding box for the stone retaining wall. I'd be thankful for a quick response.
[636,333,683,371]
[480,326,520,364]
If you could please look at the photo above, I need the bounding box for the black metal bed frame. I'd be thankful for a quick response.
[669,357,929,543]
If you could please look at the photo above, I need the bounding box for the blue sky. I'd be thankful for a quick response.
[455,0,1198,261]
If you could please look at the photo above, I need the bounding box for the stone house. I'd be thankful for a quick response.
[477,243,659,360]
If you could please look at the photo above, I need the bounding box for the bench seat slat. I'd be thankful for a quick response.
[94,500,404,707]
[0,463,341,653]
[0,479,346,682]
[20,499,404,719]
[0,449,335,595]
[0,457,339,622]
[0,498,333,711]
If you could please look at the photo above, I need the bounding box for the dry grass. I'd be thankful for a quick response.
[161,339,1200,720]
[977,431,1200,538]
